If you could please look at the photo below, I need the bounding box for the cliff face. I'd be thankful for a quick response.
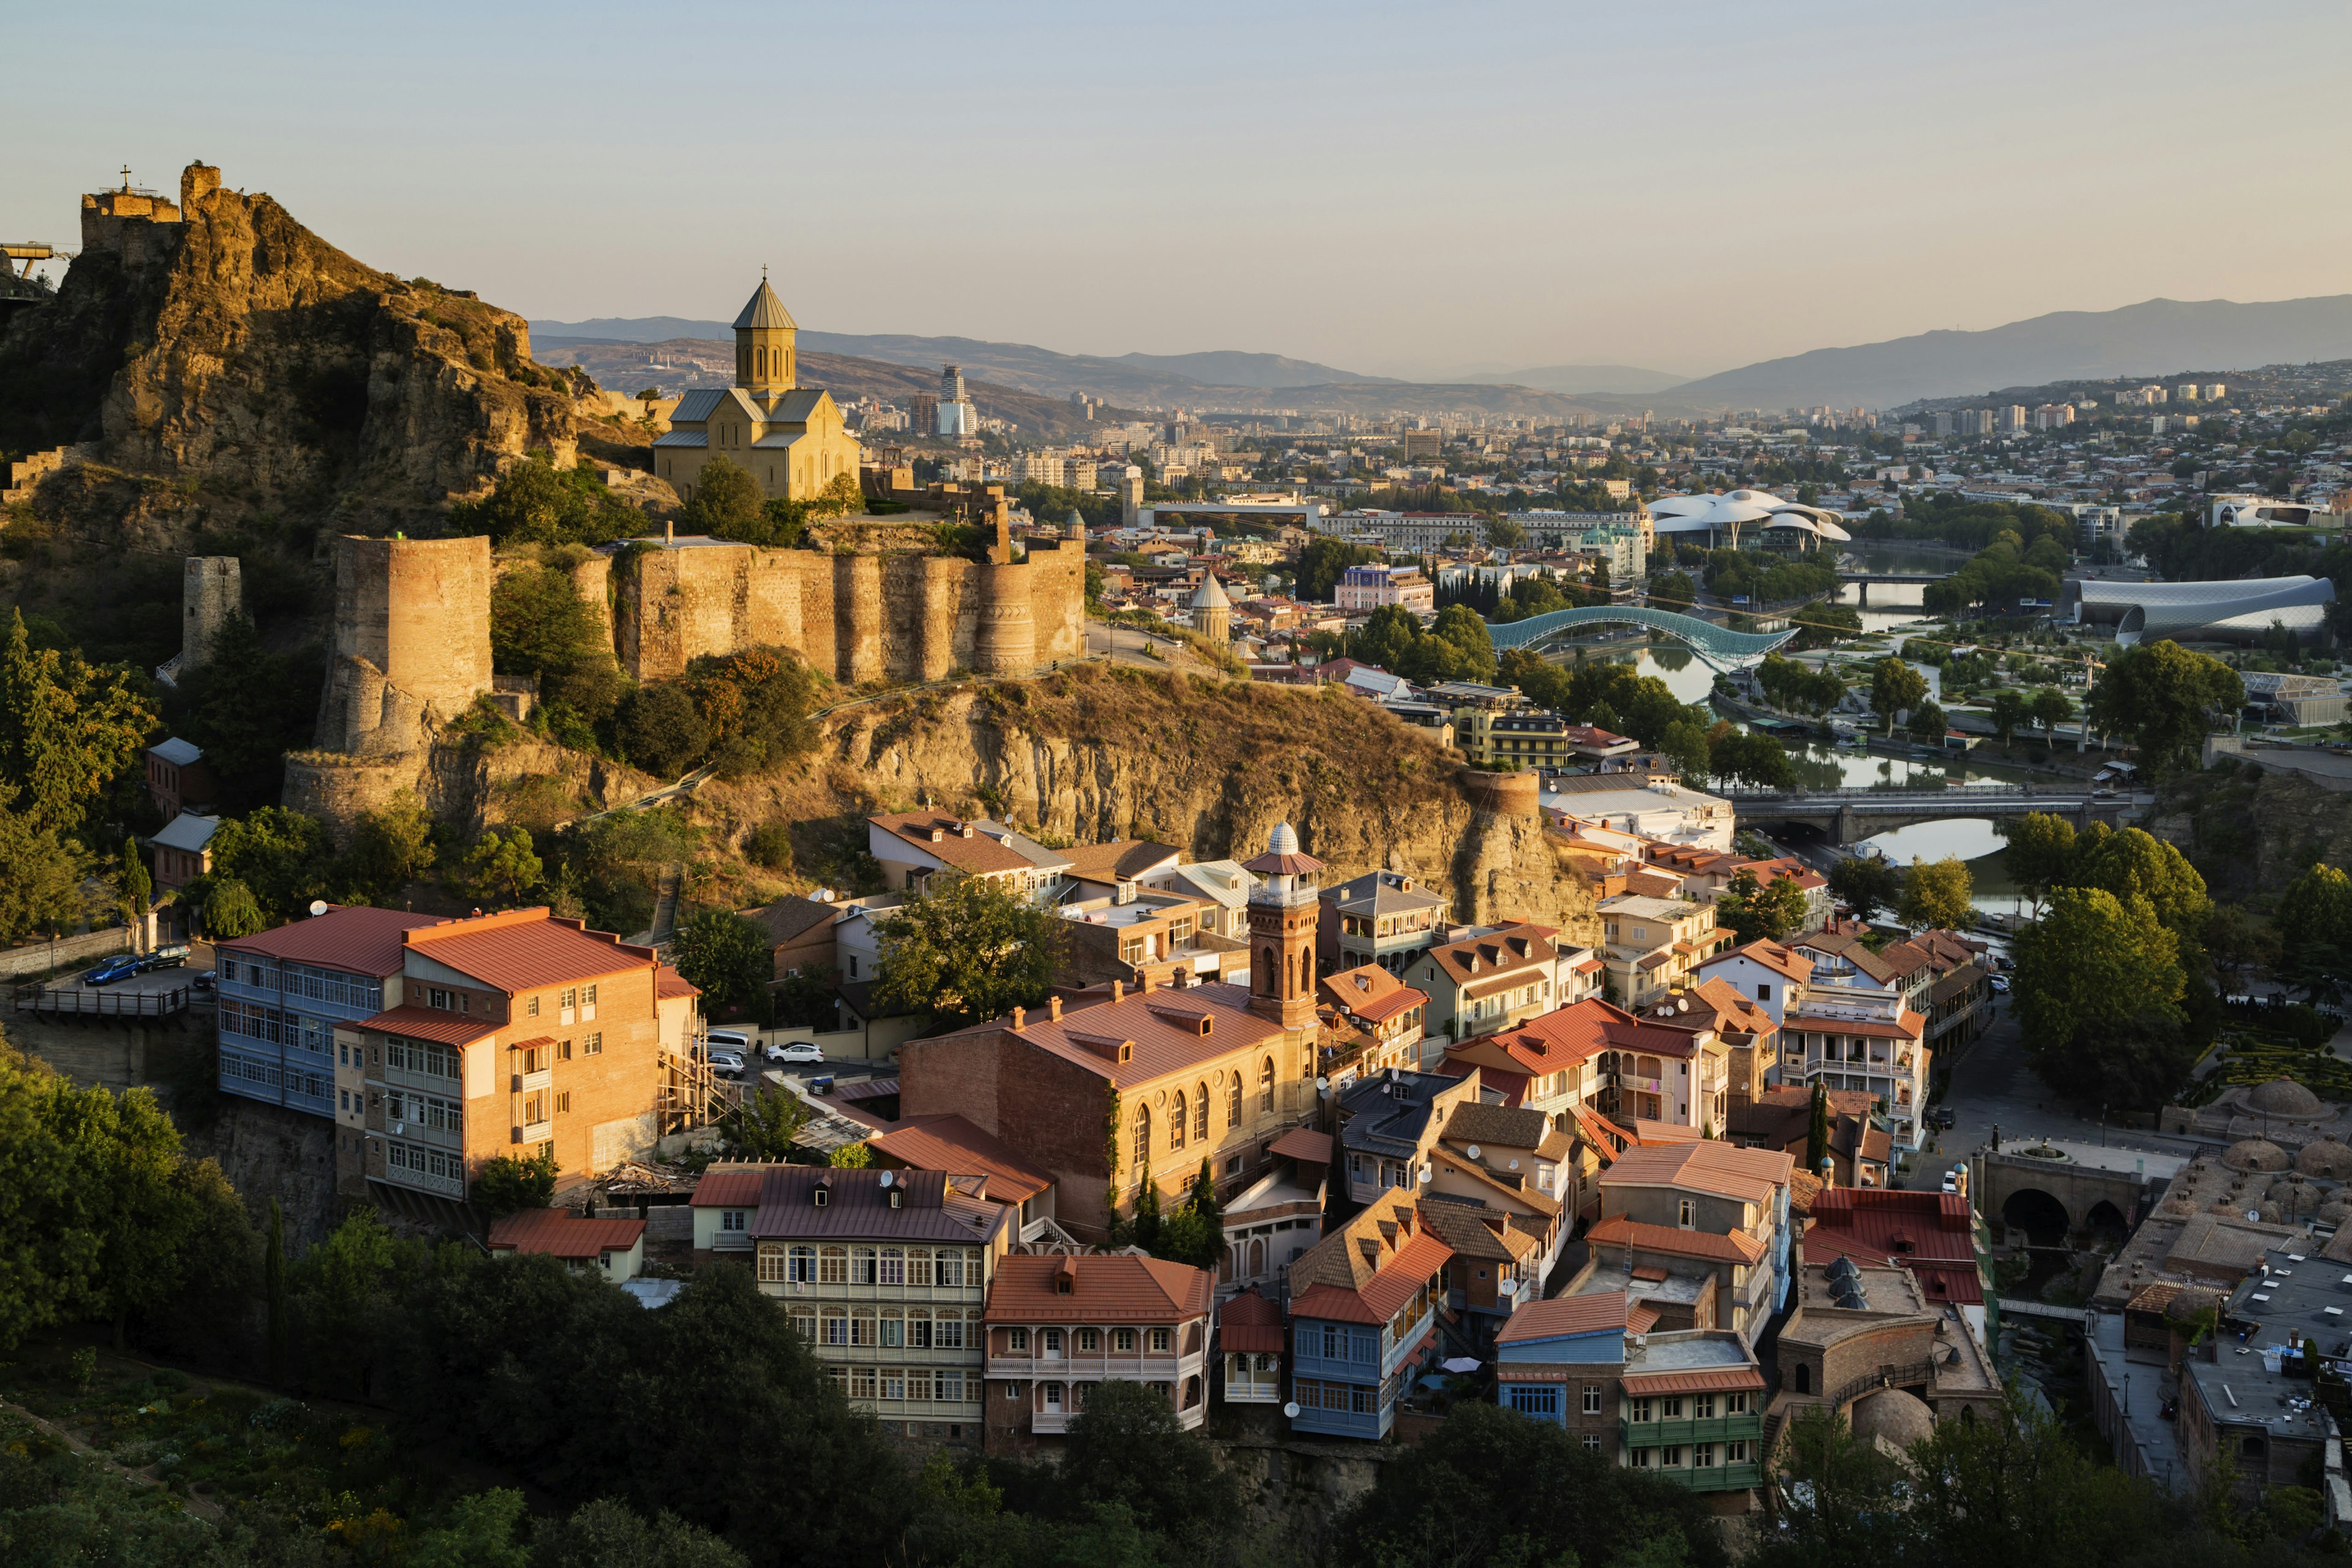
[0,165,579,518]
[791,670,1599,938]
[2147,763,2352,903]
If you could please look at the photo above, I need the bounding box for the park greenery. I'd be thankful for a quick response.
[1920,530,2068,617]
[872,875,1063,1029]
[1349,604,1498,685]
[2087,639,2244,778]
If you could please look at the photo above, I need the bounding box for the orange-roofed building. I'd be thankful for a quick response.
[1316,962,1429,1085]
[982,1253,1214,1453]
[219,904,708,1206]
[1576,1139,1795,1347]
[1632,976,1779,1110]
[1286,1192,1453,1440]
[1218,1286,1286,1404]
[488,1208,647,1281]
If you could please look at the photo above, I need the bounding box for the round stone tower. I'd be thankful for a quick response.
[315,535,493,756]
[973,561,1037,675]
[1189,570,1231,649]
[180,556,242,672]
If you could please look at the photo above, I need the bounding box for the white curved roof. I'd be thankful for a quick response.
[1267,822,1300,856]
[1651,489,1847,540]
[2075,576,2335,646]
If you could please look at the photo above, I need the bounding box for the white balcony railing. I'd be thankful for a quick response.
[986,1352,1189,1381]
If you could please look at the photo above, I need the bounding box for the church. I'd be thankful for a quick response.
[654,274,862,505]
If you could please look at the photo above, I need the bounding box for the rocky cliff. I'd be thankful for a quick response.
[0,162,582,521]
[2147,761,2352,904]
[705,666,1599,939]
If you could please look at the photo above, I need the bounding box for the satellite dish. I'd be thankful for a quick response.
[1510,1158,1521,1170]
[309,899,330,917]
[1283,1401,1301,1420]
[878,1169,894,1187]
[1314,1076,1329,1092]
[1467,1145,1483,1161]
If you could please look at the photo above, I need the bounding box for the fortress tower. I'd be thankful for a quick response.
[313,535,494,758]
[179,556,241,672]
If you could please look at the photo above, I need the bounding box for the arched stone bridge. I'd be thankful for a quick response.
[1970,1144,2175,1246]
[1485,605,1795,668]
[1726,785,2147,845]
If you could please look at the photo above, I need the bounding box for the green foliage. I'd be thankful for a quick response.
[197,875,265,938]
[1057,1379,1239,1551]
[617,683,709,778]
[1716,866,1811,943]
[827,1141,873,1169]
[683,649,824,779]
[674,910,771,1013]
[872,875,1064,1028]
[1753,651,1847,714]
[1997,810,2076,911]
[473,1148,559,1218]
[744,821,794,872]
[547,808,702,937]
[117,834,151,922]
[491,562,624,734]
[1906,696,1948,744]
[2013,886,2188,1103]
[200,806,337,923]
[1295,537,1376,600]
[2277,861,2352,1005]
[1898,854,1973,930]
[680,455,766,538]
[723,1087,812,1160]
[529,1498,750,1568]
[2068,823,2211,936]
[1920,530,2068,616]
[1649,568,1697,609]
[1986,687,2031,745]
[1497,650,1711,752]
[0,797,84,946]
[2089,638,2244,778]
[411,1487,531,1568]
[0,607,157,839]
[1828,853,1901,922]
[344,789,438,901]
[1868,655,1928,736]
[1805,1082,1831,1175]
[1790,599,1864,650]
[464,827,545,905]
[1349,603,1496,684]
[448,451,647,548]
[1332,1400,1724,1568]
[1707,728,1793,790]
[1702,549,1837,607]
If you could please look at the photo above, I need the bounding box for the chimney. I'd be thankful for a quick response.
[1112,980,1125,1003]
[1048,995,1063,1021]
[665,519,674,545]
[1140,970,1158,994]
[1010,1006,1026,1031]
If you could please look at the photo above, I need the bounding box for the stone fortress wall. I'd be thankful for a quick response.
[284,528,1088,835]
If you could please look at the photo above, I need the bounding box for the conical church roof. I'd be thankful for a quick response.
[1189,572,1231,609]
[733,276,798,331]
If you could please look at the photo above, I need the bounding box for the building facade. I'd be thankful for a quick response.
[652,277,861,504]
[1286,1194,1453,1439]
[982,1253,1213,1454]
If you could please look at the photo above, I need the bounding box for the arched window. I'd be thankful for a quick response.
[1260,1057,1275,1112]
[1228,1076,1242,1126]
[1170,1091,1187,1149]
[1132,1104,1149,1170]
[1257,946,1272,992]
[1194,1082,1210,1142]
[1297,949,1310,994]
[1248,1237,1265,1277]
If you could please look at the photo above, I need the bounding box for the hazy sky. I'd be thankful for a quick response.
[10,1,2348,380]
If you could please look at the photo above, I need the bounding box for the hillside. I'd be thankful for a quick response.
[1665,295,2352,411]
[1458,362,1687,396]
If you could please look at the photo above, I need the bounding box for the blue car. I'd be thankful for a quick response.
[81,955,143,987]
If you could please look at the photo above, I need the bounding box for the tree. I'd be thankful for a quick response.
[473,1148,558,1216]
[0,608,159,839]
[679,454,766,538]
[1828,854,1901,923]
[203,806,337,922]
[2069,824,2209,937]
[827,1141,873,1169]
[446,451,644,548]
[169,611,327,813]
[412,1488,531,1568]
[617,683,709,777]
[1707,728,1793,790]
[743,821,793,872]
[722,1087,812,1160]
[2089,638,2243,778]
[2027,685,2073,746]
[872,875,1063,1028]
[1717,867,1811,944]
[1907,696,1948,745]
[1868,655,1928,737]
[2012,887,2187,1100]
[1480,516,1526,548]
[2275,862,2352,1005]
[265,1197,290,1387]
[345,790,437,900]
[1294,537,1374,600]
[1752,1407,1910,1568]
[199,876,266,938]
[1058,1379,1240,1550]
[466,827,544,905]
[0,794,84,946]
[117,835,151,925]
[1804,1082,1831,1177]
[1998,811,2076,914]
[2204,900,2281,989]
[530,1500,749,1568]
[1899,854,1973,931]
[1986,688,2031,747]
[674,910,771,1014]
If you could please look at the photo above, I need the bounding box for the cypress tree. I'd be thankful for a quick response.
[1805,1082,1833,1182]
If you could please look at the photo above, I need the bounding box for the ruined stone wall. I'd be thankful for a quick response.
[973,561,1036,675]
[568,552,613,646]
[181,554,241,668]
[834,552,883,685]
[312,535,494,758]
[1029,538,1087,664]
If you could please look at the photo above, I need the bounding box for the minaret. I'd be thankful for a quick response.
[1242,823,1323,1029]
[733,269,798,402]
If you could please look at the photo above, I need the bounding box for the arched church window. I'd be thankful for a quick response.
[1170,1090,1186,1150]
[1259,1057,1275,1112]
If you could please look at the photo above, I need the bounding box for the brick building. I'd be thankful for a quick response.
[899,824,1325,1241]
[981,1253,1213,1455]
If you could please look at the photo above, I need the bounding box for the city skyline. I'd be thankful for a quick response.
[6,0,2348,382]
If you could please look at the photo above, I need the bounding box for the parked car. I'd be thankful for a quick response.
[770,1041,824,1065]
[192,968,217,991]
[709,1050,747,1077]
[706,1029,754,1055]
[142,944,191,971]
[1989,975,2011,994]
[81,954,143,986]
[1926,1107,1956,1131]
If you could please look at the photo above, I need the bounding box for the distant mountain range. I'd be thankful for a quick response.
[1665,295,2352,411]
[1454,363,1688,396]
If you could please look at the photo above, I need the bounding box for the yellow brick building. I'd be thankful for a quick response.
[654,274,862,505]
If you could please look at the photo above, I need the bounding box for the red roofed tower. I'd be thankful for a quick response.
[1243,823,1323,1030]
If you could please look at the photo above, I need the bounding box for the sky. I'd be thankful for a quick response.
[9,1,2350,382]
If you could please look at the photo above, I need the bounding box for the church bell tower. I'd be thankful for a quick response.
[733,269,798,401]
[1242,823,1323,1031]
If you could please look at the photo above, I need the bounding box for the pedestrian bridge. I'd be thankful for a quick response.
[1486,605,1796,666]
[1726,785,2146,845]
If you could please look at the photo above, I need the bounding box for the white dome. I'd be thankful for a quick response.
[1267,822,1300,856]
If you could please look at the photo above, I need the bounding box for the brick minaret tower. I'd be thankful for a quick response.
[1243,823,1323,1030]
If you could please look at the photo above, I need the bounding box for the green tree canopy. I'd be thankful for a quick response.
[679,456,766,538]
[2088,638,2243,778]
[1295,537,1375,600]
[1716,866,1811,944]
[617,684,710,778]
[464,827,545,905]
[2067,823,2209,936]
[1868,655,1928,737]
[0,607,157,838]
[2276,861,2352,1005]
[1708,728,1793,790]
[1898,855,1973,931]
[1828,853,1901,922]
[198,875,265,938]
[473,1148,557,1216]
[202,807,337,923]
[1997,811,2076,912]
[1906,696,1948,745]
[872,875,1063,1028]
[447,451,646,548]
[674,910,772,1014]
[2012,886,2188,1101]
[167,611,326,813]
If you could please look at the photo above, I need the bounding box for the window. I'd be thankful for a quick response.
[1694,1443,1715,1468]
[907,1248,932,1287]
[1630,1398,1653,1423]
[1169,1091,1186,1150]
[851,1310,879,1346]
[1583,1433,1602,1453]
[785,1243,813,1281]
[523,1091,546,1123]
[851,1366,876,1401]
[1694,1393,1715,1418]
[1727,1392,1749,1414]
[933,1315,965,1350]
[1583,1385,1602,1415]
[757,1245,785,1283]
[1042,1382,1065,1411]
[1003,1382,1020,1400]
[937,1250,966,1289]
[584,1031,601,1055]
[1662,1396,1684,1419]
[1078,1329,1100,1352]
[555,1090,571,1115]
[558,1038,572,1061]
[721,1208,748,1234]
[526,995,540,1017]
[1260,1057,1275,1112]
[1132,1105,1150,1170]
[790,1307,815,1340]
[1042,1329,1063,1355]
[1507,1385,1561,1419]
[880,1312,903,1348]
[521,1045,546,1074]
[819,1246,848,1285]
[1114,1327,1136,1352]
[1727,1440,1748,1463]
[879,1248,905,1286]
[1149,1327,1171,1353]
[1194,1082,1210,1142]
[1661,1446,1684,1468]
[1008,1327,1031,1352]
[1678,1197,1697,1228]
[821,1310,848,1346]
[1228,1077,1242,1125]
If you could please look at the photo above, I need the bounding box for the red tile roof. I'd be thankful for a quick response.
[1290,1229,1453,1325]
[353,1005,499,1046]
[403,908,657,993]
[656,965,700,999]
[1496,1289,1629,1344]
[690,1170,766,1208]
[1267,1127,1334,1166]
[1586,1215,1766,1264]
[920,981,1285,1091]
[1416,924,1559,988]
[1218,1286,1286,1354]
[984,1253,1212,1324]
[868,1115,1054,1203]
[488,1209,646,1260]
[1626,1303,1662,1335]
[1621,1365,1766,1397]
[218,906,446,977]
[1059,839,1183,881]
[869,812,1038,875]
[1318,963,1428,1025]
[1601,1140,1792,1204]
[1705,939,1814,986]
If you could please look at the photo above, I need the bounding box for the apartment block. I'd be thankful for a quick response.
[1597,894,1730,1008]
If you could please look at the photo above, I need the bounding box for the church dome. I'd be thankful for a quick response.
[2247,1077,2324,1117]
[733,276,798,331]
[1267,822,1299,857]
[1849,1388,1934,1449]
[1065,509,1087,540]
[2225,1138,2291,1172]
[1191,573,1231,609]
